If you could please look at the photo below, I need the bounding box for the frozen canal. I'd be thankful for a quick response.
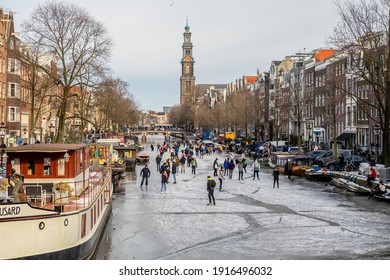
[94,135,390,260]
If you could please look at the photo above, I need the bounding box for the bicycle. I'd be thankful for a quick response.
[343,160,358,172]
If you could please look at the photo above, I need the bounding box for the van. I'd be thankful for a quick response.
[314,149,353,167]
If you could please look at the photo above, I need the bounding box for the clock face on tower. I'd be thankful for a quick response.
[185,55,191,61]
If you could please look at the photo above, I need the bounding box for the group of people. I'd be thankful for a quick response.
[140,138,306,207]
[140,140,215,194]
[141,139,388,206]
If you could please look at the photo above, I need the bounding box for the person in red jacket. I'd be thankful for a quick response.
[366,166,377,186]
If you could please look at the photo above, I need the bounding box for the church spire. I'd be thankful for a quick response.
[180,17,195,108]
[185,16,190,31]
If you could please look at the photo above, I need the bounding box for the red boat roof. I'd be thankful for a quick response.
[5,143,87,153]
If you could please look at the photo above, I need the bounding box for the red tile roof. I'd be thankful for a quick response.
[314,49,336,61]
[245,76,258,84]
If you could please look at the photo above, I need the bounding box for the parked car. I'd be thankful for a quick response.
[305,150,327,160]
[244,141,262,154]
[326,155,368,171]
[314,149,353,167]
[288,146,307,154]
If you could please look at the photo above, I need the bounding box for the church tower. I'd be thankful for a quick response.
[180,18,196,107]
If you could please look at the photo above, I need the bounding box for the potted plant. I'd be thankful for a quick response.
[53,182,73,204]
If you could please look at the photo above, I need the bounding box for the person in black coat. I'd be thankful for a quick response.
[228,159,235,179]
[171,161,177,184]
[273,166,280,188]
[206,176,216,206]
[140,165,150,191]
[155,154,162,171]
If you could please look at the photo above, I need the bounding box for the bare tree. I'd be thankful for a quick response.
[94,78,139,133]
[328,0,390,165]
[21,1,112,142]
[169,104,194,129]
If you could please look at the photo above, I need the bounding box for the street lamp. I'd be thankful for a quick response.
[0,122,7,177]
[306,122,312,151]
[49,123,55,143]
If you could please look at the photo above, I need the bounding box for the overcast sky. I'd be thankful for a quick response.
[1,0,344,112]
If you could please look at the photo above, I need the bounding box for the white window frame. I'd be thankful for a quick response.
[8,58,20,75]
[8,107,21,122]
[8,83,20,98]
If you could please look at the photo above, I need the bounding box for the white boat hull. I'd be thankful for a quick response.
[0,180,112,260]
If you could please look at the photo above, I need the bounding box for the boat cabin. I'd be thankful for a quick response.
[4,143,96,203]
[114,145,137,170]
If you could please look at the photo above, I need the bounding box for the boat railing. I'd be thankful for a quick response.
[51,165,111,212]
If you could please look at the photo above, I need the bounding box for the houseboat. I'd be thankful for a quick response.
[268,152,291,169]
[114,145,137,171]
[279,155,313,177]
[89,143,125,192]
[0,143,112,260]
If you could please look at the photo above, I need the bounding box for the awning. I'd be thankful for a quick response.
[336,132,355,141]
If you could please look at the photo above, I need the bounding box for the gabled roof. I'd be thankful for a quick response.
[314,49,336,61]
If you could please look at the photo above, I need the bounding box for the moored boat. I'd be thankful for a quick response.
[330,177,371,195]
[0,143,113,260]
[114,145,137,171]
[89,143,125,192]
[274,154,313,177]
[268,152,290,169]
[304,165,332,182]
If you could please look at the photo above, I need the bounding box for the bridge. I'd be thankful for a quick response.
[130,130,187,142]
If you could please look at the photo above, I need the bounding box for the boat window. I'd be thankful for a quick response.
[44,158,52,176]
[58,158,65,176]
[27,158,35,175]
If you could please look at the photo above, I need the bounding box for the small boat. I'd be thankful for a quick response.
[0,143,113,260]
[330,177,371,195]
[268,152,290,168]
[136,152,150,164]
[274,154,313,177]
[372,189,390,201]
[304,165,332,182]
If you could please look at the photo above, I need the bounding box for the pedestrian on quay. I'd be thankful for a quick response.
[206,176,216,206]
[238,160,244,180]
[218,166,225,191]
[150,144,154,152]
[179,154,186,173]
[140,164,150,191]
[155,154,162,172]
[164,161,171,181]
[161,170,168,194]
[242,158,248,173]
[285,159,293,180]
[191,157,198,174]
[228,159,236,179]
[223,158,229,176]
[213,158,219,176]
[366,165,377,187]
[252,158,260,180]
[273,166,280,188]
[171,160,177,184]
[368,180,386,199]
